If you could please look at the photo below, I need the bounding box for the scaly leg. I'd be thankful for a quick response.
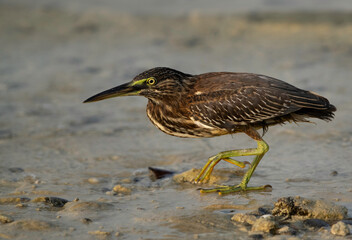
[197,128,271,195]
[193,156,250,183]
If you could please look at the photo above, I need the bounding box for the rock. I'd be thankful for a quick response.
[277,225,296,235]
[88,177,100,184]
[250,205,273,216]
[8,167,24,173]
[88,230,112,236]
[173,168,240,185]
[148,167,175,180]
[231,213,257,225]
[112,185,131,195]
[331,221,350,236]
[0,214,14,224]
[272,197,300,217]
[32,196,68,207]
[81,218,92,224]
[251,217,277,233]
[272,196,347,220]
[303,219,329,229]
[248,233,264,239]
[15,203,28,208]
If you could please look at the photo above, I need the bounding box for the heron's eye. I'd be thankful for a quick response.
[146,77,156,86]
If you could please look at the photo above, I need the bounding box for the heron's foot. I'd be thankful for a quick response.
[199,184,272,195]
[192,158,251,184]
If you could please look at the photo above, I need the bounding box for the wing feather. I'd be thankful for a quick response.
[188,87,296,130]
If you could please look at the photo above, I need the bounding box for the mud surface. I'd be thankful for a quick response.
[1,1,352,239]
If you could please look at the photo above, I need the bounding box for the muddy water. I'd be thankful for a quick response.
[1,1,352,239]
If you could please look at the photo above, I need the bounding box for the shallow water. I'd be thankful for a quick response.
[1,1,352,239]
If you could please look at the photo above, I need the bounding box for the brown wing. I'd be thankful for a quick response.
[188,87,296,129]
[187,72,333,130]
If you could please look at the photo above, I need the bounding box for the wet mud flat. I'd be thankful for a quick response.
[1,2,352,239]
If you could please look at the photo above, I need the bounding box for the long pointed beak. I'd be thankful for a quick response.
[83,82,140,103]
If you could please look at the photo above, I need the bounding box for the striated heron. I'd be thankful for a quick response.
[84,67,336,195]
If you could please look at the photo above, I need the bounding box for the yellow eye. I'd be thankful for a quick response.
[147,77,156,85]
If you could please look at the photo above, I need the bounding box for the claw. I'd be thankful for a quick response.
[200,184,271,195]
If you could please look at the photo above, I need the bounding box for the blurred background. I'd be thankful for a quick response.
[1,0,352,239]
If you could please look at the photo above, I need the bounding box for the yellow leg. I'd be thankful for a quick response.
[197,139,270,195]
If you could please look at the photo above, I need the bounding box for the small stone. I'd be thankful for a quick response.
[121,178,132,184]
[88,177,100,184]
[260,214,274,220]
[231,213,257,225]
[81,218,92,224]
[8,167,24,173]
[46,197,69,207]
[0,214,14,224]
[176,206,184,209]
[330,170,338,176]
[248,233,264,239]
[331,221,350,236]
[148,167,175,180]
[88,230,111,236]
[105,191,115,196]
[173,168,238,185]
[15,203,28,208]
[32,197,68,207]
[112,185,131,195]
[272,196,347,220]
[303,219,329,229]
[277,225,296,235]
[250,205,273,216]
[272,197,297,217]
[251,218,277,233]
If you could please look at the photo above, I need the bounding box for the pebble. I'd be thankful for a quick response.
[231,213,257,225]
[8,167,24,173]
[277,226,296,235]
[0,214,14,224]
[272,196,347,220]
[331,221,350,236]
[172,168,237,185]
[251,218,277,233]
[88,230,111,236]
[148,167,175,180]
[303,219,329,229]
[248,233,264,239]
[15,203,28,208]
[81,218,93,224]
[88,177,100,184]
[32,196,68,207]
[112,185,131,195]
